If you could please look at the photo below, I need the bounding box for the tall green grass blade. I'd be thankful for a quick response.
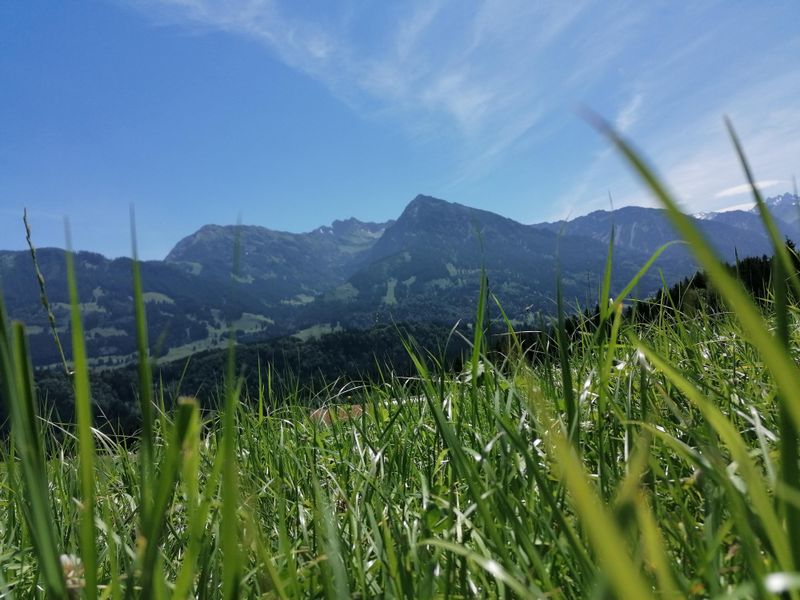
[529,386,654,600]
[139,397,198,596]
[422,539,539,599]
[599,222,615,324]
[466,269,489,424]
[242,508,290,600]
[556,277,578,446]
[611,241,681,312]
[172,431,225,598]
[403,342,515,570]
[0,303,67,597]
[103,502,123,600]
[725,119,800,568]
[65,238,98,600]
[597,303,624,497]
[130,209,155,523]
[23,209,70,378]
[634,492,683,599]
[0,566,14,600]
[773,246,800,568]
[726,119,800,300]
[222,336,241,600]
[311,468,351,600]
[635,337,793,573]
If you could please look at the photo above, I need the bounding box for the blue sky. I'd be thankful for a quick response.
[1,1,798,260]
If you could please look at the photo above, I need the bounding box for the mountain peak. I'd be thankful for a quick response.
[310,218,392,242]
[395,195,493,229]
[407,194,450,209]
[752,192,800,225]
[764,192,799,207]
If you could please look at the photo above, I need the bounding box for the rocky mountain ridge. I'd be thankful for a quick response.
[2,192,796,366]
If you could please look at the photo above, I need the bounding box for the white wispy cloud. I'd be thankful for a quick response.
[615,93,643,133]
[714,180,786,199]
[122,0,639,177]
[715,201,755,213]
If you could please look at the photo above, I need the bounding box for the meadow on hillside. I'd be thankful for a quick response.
[1,125,800,598]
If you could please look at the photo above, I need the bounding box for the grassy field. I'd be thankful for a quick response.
[2,124,800,598]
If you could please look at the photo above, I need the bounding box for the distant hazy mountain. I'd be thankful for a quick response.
[165,218,391,304]
[696,209,798,242]
[2,192,796,366]
[751,192,800,225]
[537,200,799,262]
[302,196,671,329]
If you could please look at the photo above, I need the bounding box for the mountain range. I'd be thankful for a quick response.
[1,192,797,366]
